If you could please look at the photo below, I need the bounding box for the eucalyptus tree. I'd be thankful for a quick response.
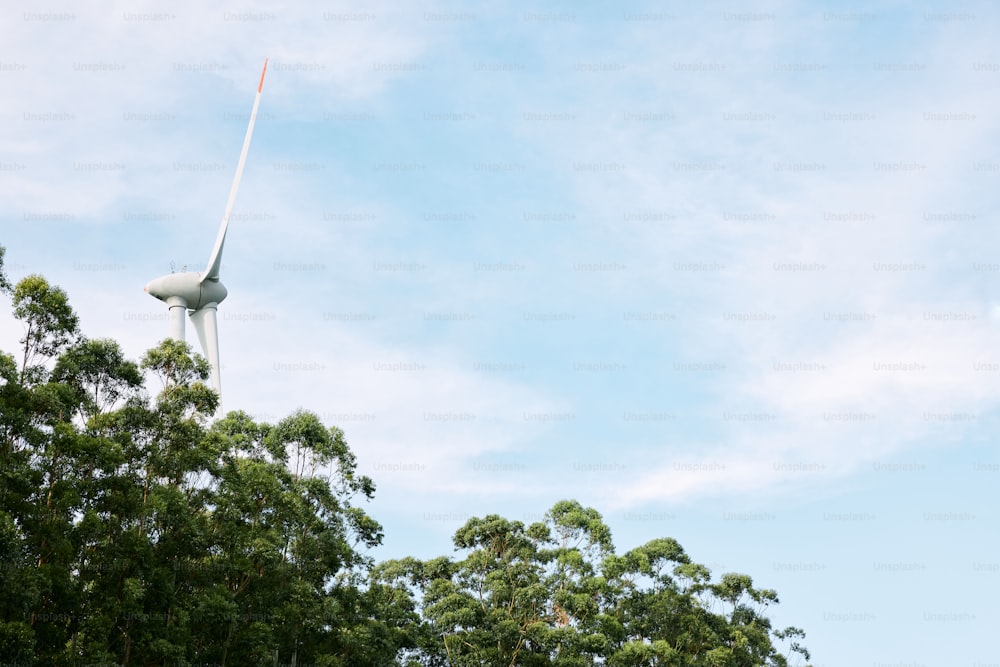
[0,245,811,666]
[0,247,392,666]
[11,274,79,385]
[376,501,812,667]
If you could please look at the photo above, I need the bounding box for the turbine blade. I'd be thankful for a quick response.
[189,307,210,363]
[202,58,268,283]
[189,305,222,398]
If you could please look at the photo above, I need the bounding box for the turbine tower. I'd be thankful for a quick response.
[145,58,268,401]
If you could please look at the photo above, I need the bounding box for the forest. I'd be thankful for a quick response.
[0,245,811,666]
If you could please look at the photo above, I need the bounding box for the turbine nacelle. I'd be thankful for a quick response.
[144,271,228,310]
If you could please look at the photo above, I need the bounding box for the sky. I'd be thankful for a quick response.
[1,1,999,664]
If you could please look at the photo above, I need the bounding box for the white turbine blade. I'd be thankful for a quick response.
[189,307,210,365]
[189,305,222,397]
[202,58,268,283]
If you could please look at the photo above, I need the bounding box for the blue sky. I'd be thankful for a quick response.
[2,1,999,664]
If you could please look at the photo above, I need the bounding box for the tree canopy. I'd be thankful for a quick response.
[0,246,811,666]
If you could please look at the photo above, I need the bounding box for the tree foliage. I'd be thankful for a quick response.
[376,499,811,667]
[0,245,12,294]
[0,246,811,666]
[11,274,80,384]
[0,252,387,666]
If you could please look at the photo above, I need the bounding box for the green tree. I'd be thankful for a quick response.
[51,338,143,424]
[0,244,12,294]
[0,247,398,666]
[0,246,811,667]
[378,502,813,667]
[11,274,80,384]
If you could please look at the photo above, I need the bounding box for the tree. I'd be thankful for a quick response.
[0,244,12,294]
[0,247,392,666]
[377,502,813,666]
[51,337,143,424]
[0,245,812,666]
[11,274,80,383]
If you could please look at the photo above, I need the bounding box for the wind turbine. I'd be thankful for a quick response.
[144,58,268,402]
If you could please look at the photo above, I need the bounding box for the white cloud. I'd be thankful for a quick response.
[511,12,1000,507]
